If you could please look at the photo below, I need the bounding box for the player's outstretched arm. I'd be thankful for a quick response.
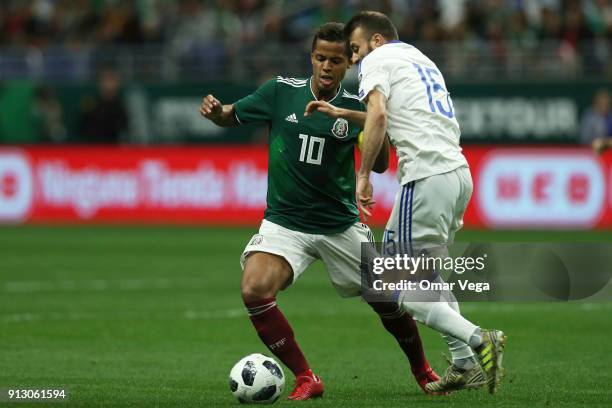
[356,90,388,219]
[371,135,389,173]
[358,131,389,173]
[359,90,388,178]
[304,100,366,126]
[305,100,388,172]
[199,94,239,127]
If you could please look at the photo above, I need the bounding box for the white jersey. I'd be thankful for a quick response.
[358,41,468,185]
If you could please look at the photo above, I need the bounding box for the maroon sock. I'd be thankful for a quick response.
[372,303,428,374]
[245,297,310,376]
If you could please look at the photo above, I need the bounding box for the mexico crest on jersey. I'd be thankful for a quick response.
[331,118,349,139]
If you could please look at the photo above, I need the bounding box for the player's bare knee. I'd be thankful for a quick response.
[241,274,277,302]
[241,253,291,302]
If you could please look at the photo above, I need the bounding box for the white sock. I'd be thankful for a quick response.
[401,300,479,345]
[442,297,476,367]
[468,327,483,348]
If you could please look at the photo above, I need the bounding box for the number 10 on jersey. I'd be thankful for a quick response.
[298,134,325,165]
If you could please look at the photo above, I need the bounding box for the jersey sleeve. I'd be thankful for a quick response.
[358,55,391,102]
[233,79,277,124]
[346,96,367,113]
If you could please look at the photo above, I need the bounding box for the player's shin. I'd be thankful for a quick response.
[434,278,478,368]
[368,301,440,391]
[399,298,480,346]
[369,302,428,371]
[244,297,310,376]
[442,300,477,369]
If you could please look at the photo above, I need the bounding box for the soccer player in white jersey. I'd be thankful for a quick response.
[342,11,507,394]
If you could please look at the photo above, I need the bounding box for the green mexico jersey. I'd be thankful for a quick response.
[233,76,365,234]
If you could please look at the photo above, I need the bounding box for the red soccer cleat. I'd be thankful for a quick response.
[287,370,324,401]
[413,365,444,395]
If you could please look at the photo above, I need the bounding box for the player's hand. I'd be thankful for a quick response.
[200,94,223,119]
[356,175,376,221]
[304,100,341,118]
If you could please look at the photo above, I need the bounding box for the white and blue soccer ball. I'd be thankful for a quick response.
[229,353,285,404]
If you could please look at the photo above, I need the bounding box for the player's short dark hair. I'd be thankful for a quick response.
[344,11,399,41]
[311,22,352,59]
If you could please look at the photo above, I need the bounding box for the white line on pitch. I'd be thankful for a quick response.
[2,303,610,324]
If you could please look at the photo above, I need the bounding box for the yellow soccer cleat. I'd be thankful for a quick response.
[475,329,507,394]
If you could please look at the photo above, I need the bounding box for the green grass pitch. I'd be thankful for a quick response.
[1,226,611,407]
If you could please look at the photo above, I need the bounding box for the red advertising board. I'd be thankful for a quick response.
[463,147,611,229]
[0,146,611,228]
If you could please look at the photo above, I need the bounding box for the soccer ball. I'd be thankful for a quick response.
[229,353,285,404]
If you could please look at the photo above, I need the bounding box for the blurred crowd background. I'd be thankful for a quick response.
[2,0,612,80]
[0,0,611,146]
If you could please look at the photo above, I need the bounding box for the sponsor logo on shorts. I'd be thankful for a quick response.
[250,234,264,246]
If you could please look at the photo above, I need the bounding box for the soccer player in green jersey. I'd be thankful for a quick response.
[200,23,439,400]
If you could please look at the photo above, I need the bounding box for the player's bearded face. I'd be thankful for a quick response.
[310,39,350,98]
[348,28,374,65]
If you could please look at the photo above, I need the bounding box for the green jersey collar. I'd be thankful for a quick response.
[308,76,343,104]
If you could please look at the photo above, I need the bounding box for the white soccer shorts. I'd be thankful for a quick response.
[384,166,473,247]
[240,220,374,297]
